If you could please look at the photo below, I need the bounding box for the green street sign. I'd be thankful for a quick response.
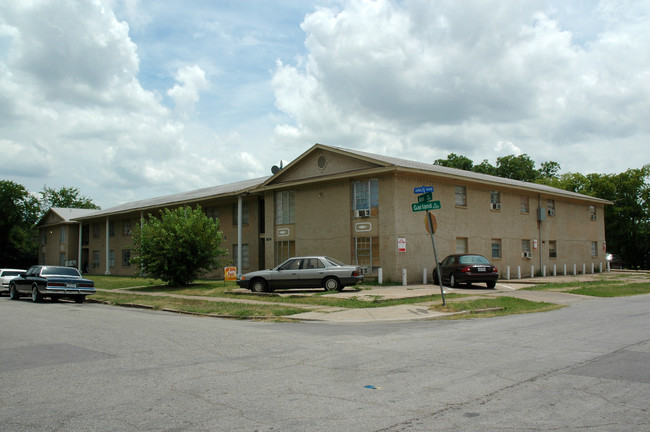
[417,192,433,203]
[412,200,441,212]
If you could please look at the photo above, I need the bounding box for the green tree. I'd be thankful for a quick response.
[538,161,561,180]
[494,154,538,182]
[433,153,474,171]
[0,180,41,267]
[472,159,497,175]
[131,206,227,286]
[40,185,100,210]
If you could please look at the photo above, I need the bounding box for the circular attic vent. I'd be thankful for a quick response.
[317,155,327,169]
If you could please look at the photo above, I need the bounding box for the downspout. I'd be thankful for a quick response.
[237,196,243,278]
[105,217,110,275]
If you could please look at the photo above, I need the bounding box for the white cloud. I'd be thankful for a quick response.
[167,64,209,117]
[271,0,650,172]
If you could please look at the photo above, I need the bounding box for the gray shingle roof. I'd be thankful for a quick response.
[326,145,611,204]
[74,176,269,220]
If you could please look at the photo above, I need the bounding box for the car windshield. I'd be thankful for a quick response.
[324,257,346,267]
[459,255,490,265]
[41,267,81,277]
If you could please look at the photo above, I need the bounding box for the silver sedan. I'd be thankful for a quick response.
[236,256,364,293]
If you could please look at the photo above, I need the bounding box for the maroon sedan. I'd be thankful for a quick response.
[433,254,498,289]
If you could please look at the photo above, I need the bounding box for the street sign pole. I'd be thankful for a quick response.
[426,211,445,306]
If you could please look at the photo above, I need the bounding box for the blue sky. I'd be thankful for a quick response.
[1,0,648,209]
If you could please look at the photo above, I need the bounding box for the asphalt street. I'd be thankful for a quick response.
[1,293,648,431]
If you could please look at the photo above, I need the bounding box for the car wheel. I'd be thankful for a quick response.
[74,296,85,304]
[250,279,267,293]
[450,274,459,288]
[323,277,341,292]
[486,280,497,289]
[32,285,43,303]
[9,283,20,300]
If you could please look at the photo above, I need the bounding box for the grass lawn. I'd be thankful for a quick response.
[430,297,563,318]
[522,279,650,297]
[90,291,308,318]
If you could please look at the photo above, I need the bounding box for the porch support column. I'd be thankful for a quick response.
[78,223,83,273]
[105,217,110,275]
[237,196,243,278]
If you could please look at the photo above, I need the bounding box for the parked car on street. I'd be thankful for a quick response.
[1,269,25,295]
[433,254,499,289]
[237,256,363,292]
[9,265,95,303]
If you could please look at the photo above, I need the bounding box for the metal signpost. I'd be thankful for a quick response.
[412,187,445,305]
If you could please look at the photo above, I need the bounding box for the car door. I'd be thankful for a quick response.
[272,258,303,289]
[440,256,457,283]
[14,266,35,294]
[299,258,326,288]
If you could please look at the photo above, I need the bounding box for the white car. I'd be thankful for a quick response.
[0,269,25,295]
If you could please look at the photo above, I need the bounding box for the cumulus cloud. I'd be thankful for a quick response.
[167,64,209,116]
[271,0,650,173]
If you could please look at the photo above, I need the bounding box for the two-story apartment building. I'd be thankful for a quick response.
[41,144,611,283]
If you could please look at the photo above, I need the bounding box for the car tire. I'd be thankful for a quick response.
[323,277,341,292]
[32,285,43,303]
[250,279,267,293]
[9,283,19,300]
[74,296,85,304]
[450,274,459,288]
[432,270,440,285]
[486,281,497,289]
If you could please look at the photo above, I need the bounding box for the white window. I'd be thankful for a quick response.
[59,226,66,243]
[589,205,597,220]
[109,250,115,268]
[275,241,295,266]
[92,250,100,268]
[549,241,557,258]
[275,191,295,224]
[591,241,598,257]
[122,220,132,236]
[520,196,530,214]
[491,239,502,259]
[233,202,249,225]
[547,199,556,216]
[59,252,66,266]
[205,206,219,220]
[522,240,531,258]
[353,236,380,274]
[233,244,250,269]
[122,250,131,267]
[490,191,501,210]
[456,237,468,254]
[455,186,467,207]
[352,179,378,212]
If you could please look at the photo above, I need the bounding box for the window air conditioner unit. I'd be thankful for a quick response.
[590,214,597,220]
[522,252,532,259]
[355,209,370,218]
[548,209,555,216]
[490,203,501,210]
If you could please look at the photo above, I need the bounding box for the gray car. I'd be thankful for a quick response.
[9,265,95,303]
[237,256,363,293]
[0,268,25,295]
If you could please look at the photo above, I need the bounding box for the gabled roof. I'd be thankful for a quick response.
[37,207,100,227]
[74,176,269,220]
[261,144,611,204]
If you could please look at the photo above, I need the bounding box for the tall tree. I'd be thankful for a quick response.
[433,153,474,171]
[131,206,227,286]
[40,186,100,210]
[0,180,41,267]
[494,154,538,182]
